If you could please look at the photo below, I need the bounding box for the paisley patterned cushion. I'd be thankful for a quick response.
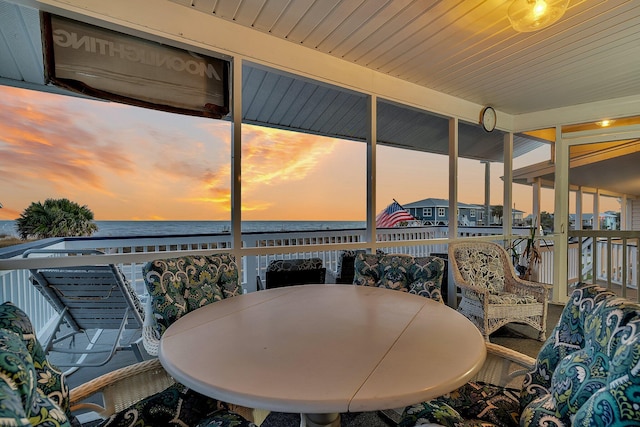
[400,382,520,427]
[97,383,255,427]
[453,246,505,293]
[353,253,444,302]
[487,292,537,305]
[267,258,323,272]
[195,411,258,427]
[144,254,242,337]
[0,302,72,427]
[520,285,640,426]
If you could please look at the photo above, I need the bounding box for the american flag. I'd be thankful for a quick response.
[376,200,415,228]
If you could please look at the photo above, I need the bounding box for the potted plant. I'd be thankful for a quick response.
[508,221,544,281]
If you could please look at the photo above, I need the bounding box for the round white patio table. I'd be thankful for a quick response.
[159,284,486,427]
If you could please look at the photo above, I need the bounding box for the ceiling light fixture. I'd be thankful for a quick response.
[596,119,615,127]
[507,0,569,32]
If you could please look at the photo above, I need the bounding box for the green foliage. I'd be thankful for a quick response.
[540,211,554,232]
[15,198,98,240]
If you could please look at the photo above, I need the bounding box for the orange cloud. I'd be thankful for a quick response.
[242,126,337,185]
[0,87,135,196]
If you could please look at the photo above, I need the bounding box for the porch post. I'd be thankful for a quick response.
[448,117,458,308]
[230,56,249,287]
[366,95,377,250]
[553,126,570,303]
[503,133,513,236]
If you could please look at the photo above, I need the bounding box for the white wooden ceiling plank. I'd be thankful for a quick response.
[191,0,217,14]
[389,2,508,82]
[0,2,43,84]
[350,0,458,68]
[375,0,498,75]
[212,0,241,19]
[251,0,291,32]
[326,0,415,58]
[285,0,343,44]
[233,0,275,27]
[296,0,364,49]
[267,0,318,39]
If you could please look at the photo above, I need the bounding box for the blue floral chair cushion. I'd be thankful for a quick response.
[267,258,323,272]
[0,301,74,427]
[400,381,521,427]
[520,285,640,426]
[334,250,385,284]
[97,383,256,427]
[144,254,242,338]
[454,244,539,305]
[353,253,444,302]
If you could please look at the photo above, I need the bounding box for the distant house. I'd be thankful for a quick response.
[403,198,485,226]
[569,212,618,230]
[498,207,526,226]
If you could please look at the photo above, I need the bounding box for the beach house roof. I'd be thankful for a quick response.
[403,199,482,210]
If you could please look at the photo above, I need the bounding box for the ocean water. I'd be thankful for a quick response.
[0,220,365,238]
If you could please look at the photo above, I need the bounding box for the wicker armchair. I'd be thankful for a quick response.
[449,241,550,341]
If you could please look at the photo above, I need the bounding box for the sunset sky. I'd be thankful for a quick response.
[0,85,617,222]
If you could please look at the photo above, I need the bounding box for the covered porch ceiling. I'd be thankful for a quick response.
[1,0,640,196]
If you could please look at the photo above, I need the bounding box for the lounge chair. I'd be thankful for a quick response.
[23,249,145,367]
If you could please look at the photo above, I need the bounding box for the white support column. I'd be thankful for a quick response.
[366,95,377,248]
[593,190,601,230]
[576,187,583,230]
[483,161,490,226]
[448,118,458,308]
[620,195,628,230]
[553,126,570,303]
[503,133,514,236]
[231,57,242,255]
[532,177,541,228]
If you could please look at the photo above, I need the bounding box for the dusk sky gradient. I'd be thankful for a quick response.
[0,85,617,222]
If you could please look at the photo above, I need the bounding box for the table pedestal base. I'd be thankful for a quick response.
[302,413,340,427]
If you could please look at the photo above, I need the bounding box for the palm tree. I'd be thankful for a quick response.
[16,198,98,240]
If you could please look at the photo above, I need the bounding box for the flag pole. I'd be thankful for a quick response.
[393,198,407,210]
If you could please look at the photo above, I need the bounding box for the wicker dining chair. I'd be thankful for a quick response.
[448,241,550,341]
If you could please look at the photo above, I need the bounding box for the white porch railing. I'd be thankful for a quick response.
[570,230,640,299]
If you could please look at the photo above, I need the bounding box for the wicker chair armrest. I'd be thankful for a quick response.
[70,359,175,419]
[472,342,535,390]
[142,324,160,357]
[141,296,160,356]
[504,278,551,302]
